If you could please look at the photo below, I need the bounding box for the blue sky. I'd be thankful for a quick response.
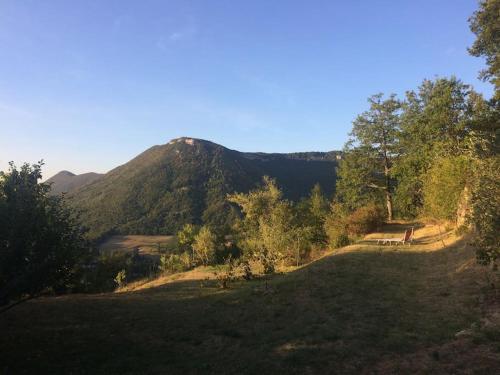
[0,0,493,179]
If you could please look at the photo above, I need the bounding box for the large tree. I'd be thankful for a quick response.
[338,93,401,220]
[468,1,500,266]
[393,77,477,218]
[0,162,89,309]
[469,0,500,98]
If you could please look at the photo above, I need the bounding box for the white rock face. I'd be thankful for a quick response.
[168,137,196,146]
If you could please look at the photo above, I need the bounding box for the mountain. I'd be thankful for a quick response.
[46,171,103,195]
[66,137,340,240]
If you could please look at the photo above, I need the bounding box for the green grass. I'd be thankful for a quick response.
[0,232,496,374]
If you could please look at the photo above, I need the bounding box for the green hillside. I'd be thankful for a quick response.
[67,138,338,239]
[46,171,104,195]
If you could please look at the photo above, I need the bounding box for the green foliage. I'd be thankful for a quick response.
[159,252,191,274]
[337,93,401,220]
[422,156,470,221]
[393,77,478,218]
[324,202,350,249]
[177,224,198,254]
[79,250,157,292]
[66,139,337,240]
[324,202,384,248]
[213,256,237,289]
[336,149,385,211]
[192,226,218,266]
[470,156,500,267]
[114,269,127,288]
[228,177,310,273]
[345,203,385,236]
[468,0,500,97]
[239,259,253,280]
[301,184,329,245]
[0,162,89,306]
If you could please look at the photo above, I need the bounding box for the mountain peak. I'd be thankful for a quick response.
[167,137,223,148]
[168,137,200,146]
[57,170,76,177]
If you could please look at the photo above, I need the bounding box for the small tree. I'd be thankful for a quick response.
[324,201,350,249]
[307,184,329,245]
[0,162,89,309]
[228,177,303,273]
[114,269,127,288]
[177,223,198,255]
[192,226,217,266]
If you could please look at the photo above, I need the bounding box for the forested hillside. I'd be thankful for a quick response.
[65,138,338,240]
[46,171,103,195]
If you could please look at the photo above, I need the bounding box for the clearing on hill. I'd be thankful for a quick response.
[99,235,175,255]
[1,224,499,374]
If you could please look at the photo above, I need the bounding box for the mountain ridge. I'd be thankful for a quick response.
[51,137,340,239]
[46,171,104,195]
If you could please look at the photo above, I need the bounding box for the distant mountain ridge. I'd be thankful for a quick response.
[46,171,103,195]
[51,138,339,239]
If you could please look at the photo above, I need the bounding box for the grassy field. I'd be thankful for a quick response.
[99,235,176,255]
[1,225,499,374]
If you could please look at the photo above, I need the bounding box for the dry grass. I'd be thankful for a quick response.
[99,235,175,255]
[1,224,499,374]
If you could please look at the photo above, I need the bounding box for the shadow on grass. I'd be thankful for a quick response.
[0,237,487,375]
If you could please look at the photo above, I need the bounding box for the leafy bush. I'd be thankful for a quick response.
[215,241,242,264]
[324,216,350,249]
[324,202,350,249]
[192,226,218,266]
[422,156,470,221]
[213,256,237,289]
[345,203,385,236]
[228,177,311,272]
[114,269,126,288]
[238,259,253,280]
[177,224,198,253]
[159,252,191,274]
[79,250,157,292]
[470,156,500,267]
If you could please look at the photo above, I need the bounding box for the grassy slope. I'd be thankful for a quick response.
[1,225,499,374]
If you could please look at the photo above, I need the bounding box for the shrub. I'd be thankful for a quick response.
[324,202,350,249]
[238,259,253,280]
[159,253,191,274]
[345,203,385,236]
[81,250,157,293]
[114,269,126,288]
[193,226,218,266]
[177,224,198,253]
[470,156,500,267]
[215,241,242,264]
[213,256,237,289]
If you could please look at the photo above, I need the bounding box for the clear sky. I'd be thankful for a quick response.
[0,0,493,179]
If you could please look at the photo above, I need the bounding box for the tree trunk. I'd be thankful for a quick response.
[386,190,393,222]
[383,155,393,221]
[456,185,471,228]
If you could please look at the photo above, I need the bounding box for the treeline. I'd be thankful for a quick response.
[334,76,498,266]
